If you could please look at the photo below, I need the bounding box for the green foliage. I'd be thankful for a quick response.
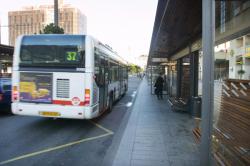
[128,64,142,74]
[236,61,243,65]
[128,64,136,73]
[237,69,245,75]
[40,23,64,34]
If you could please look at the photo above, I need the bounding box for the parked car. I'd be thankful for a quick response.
[0,77,11,111]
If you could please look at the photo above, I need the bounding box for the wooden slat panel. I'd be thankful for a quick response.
[213,79,250,165]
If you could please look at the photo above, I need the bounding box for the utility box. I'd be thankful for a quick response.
[191,96,202,118]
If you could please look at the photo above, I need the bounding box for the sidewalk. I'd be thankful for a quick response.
[112,78,200,166]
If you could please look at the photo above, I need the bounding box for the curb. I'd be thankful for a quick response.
[101,78,143,166]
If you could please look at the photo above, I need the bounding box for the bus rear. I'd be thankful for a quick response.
[12,35,98,119]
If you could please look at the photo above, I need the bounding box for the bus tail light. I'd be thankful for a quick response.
[85,89,90,106]
[12,86,19,101]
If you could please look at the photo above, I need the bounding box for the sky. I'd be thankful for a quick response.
[0,0,158,63]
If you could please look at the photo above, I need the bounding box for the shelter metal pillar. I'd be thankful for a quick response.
[151,65,153,94]
[201,0,215,165]
[190,51,200,116]
[190,51,199,98]
[176,59,182,98]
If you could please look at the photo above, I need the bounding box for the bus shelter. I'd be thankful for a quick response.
[148,0,250,165]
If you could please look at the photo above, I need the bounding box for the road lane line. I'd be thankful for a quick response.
[126,102,133,107]
[0,133,112,165]
[89,120,114,134]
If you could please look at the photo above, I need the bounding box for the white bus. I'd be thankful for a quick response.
[12,35,128,119]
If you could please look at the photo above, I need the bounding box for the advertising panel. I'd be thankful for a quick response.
[20,73,52,103]
[246,46,250,58]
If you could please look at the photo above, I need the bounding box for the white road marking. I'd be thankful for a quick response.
[126,102,133,107]
[131,91,137,97]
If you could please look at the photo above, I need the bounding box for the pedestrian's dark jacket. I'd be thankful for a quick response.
[154,76,164,90]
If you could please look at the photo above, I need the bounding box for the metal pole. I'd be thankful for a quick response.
[0,19,1,44]
[176,59,182,98]
[54,0,59,26]
[0,27,1,44]
[151,65,153,94]
[201,0,215,165]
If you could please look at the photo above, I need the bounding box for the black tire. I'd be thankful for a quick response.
[1,104,12,114]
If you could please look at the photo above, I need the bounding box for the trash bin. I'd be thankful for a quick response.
[191,96,202,118]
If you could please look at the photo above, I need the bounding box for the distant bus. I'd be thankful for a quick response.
[12,35,128,119]
[0,77,11,110]
[0,49,13,111]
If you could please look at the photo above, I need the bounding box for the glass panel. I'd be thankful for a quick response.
[0,56,12,77]
[212,1,250,165]
[168,62,177,97]
[180,55,191,102]
[2,85,11,91]
[198,50,202,96]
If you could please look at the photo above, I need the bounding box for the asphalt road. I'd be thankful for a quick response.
[0,76,142,166]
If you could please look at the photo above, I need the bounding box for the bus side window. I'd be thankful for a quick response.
[110,60,119,82]
[94,53,100,86]
[100,56,106,85]
[80,50,85,67]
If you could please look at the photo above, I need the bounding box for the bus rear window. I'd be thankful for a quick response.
[19,35,85,67]
[0,79,11,92]
[2,85,11,91]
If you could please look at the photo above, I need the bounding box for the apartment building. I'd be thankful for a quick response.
[8,0,87,46]
[229,34,250,80]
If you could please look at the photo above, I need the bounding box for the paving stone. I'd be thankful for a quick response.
[132,153,167,160]
[132,150,166,156]
[112,79,200,166]
[131,159,170,166]
[133,145,165,152]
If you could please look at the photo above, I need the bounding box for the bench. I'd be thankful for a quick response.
[168,97,189,112]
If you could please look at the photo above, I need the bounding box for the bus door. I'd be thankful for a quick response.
[98,68,105,112]
[119,65,122,96]
[99,56,109,112]
[104,65,109,108]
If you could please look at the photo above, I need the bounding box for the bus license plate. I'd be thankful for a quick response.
[39,111,60,117]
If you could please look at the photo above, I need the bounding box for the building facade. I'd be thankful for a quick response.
[228,34,250,80]
[8,0,87,46]
[136,54,148,70]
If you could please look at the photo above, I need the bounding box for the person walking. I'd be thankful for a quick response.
[154,73,164,100]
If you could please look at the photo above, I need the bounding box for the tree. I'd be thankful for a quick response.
[40,23,64,34]
[238,67,245,80]
[128,64,142,74]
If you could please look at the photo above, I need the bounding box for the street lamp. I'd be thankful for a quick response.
[54,0,59,26]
